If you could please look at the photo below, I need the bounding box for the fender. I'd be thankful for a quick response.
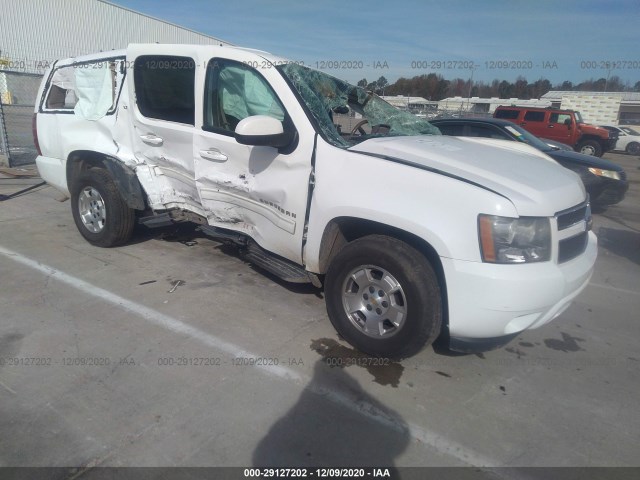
[102,158,146,210]
[67,151,146,210]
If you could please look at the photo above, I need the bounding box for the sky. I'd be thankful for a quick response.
[109,0,640,87]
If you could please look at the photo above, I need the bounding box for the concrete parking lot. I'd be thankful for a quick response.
[0,153,638,475]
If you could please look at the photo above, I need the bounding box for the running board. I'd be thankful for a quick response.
[243,242,310,284]
[198,226,310,284]
[138,212,174,228]
[197,225,247,245]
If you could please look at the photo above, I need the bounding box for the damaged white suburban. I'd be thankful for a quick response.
[34,44,597,358]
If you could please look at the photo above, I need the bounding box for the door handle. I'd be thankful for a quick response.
[548,125,554,128]
[140,134,163,146]
[199,149,228,162]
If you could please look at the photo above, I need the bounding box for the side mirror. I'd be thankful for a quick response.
[235,115,293,148]
[564,118,572,129]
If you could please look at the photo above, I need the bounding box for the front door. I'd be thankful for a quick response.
[546,112,574,144]
[194,58,313,264]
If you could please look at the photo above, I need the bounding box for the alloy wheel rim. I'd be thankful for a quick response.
[341,265,407,338]
[78,186,106,233]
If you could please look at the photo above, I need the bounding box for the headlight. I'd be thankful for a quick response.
[588,168,621,180]
[478,215,551,264]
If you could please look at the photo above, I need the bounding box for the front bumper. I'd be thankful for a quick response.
[590,177,629,207]
[605,137,618,152]
[442,231,597,349]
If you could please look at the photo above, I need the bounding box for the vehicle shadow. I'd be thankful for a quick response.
[128,222,325,295]
[127,222,204,246]
[252,359,410,472]
[596,226,640,265]
[0,333,87,469]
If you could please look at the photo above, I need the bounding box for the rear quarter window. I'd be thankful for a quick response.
[42,59,124,119]
[44,65,78,110]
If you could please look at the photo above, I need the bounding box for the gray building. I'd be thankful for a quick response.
[0,0,230,167]
[540,91,640,126]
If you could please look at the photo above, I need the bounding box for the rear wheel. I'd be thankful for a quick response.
[626,142,640,155]
[325,235,442,359]
[577,139,602,157]
[70,169,135,247]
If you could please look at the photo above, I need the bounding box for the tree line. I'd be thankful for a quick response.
[357,74,640,101]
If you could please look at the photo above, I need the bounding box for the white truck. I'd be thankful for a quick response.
[33,44,597,358]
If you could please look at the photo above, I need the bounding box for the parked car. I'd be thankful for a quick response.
[33,44,596,357]
[600,125,640,155]
[431,118,628,207]
[494,105,617,157]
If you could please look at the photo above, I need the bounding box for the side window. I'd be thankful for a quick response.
[435,124,465,136]
[134,55,195,125]
[550,113,572,125]
[43,61,123,120]
[204,59,285,133]
[466,125,510,140]
[523,111,545,122]
[494,109,519,120]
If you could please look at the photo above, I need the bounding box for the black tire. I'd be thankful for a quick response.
[626,142,640,155]
[70,168,135,247]
[576,139,603,157]
[325,235,442,359]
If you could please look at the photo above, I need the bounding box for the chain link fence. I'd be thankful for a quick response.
[0,70,43,167]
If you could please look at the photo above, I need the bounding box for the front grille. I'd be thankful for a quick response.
[619,170,627,182]
[556,201,590,263]
[557,204,588,230]
[558,232,589,263]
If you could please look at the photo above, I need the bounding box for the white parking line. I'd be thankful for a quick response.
[0,245,498,468]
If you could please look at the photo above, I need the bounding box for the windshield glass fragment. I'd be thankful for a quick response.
[277,64,440,147]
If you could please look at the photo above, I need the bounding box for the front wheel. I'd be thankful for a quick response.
[70,168,135,247]
[577,139,603,157]
[325,235,442,359]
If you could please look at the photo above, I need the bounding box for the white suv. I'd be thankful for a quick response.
[33,44,597,358]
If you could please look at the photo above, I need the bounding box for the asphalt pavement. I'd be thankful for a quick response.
[0,153,638,476]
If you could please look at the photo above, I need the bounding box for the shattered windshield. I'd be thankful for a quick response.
[277,64,440,148]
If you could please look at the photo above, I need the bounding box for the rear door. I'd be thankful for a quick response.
[127,45,201,211]
[193,57,314,264]
[519,110,546,137]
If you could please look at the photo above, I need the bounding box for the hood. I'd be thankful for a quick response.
[350,136,586,216]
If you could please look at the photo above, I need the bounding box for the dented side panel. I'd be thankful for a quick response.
[36,57,138,196]
[125,46,202,212]
[193,52,317,264]
[36,46,318,266]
